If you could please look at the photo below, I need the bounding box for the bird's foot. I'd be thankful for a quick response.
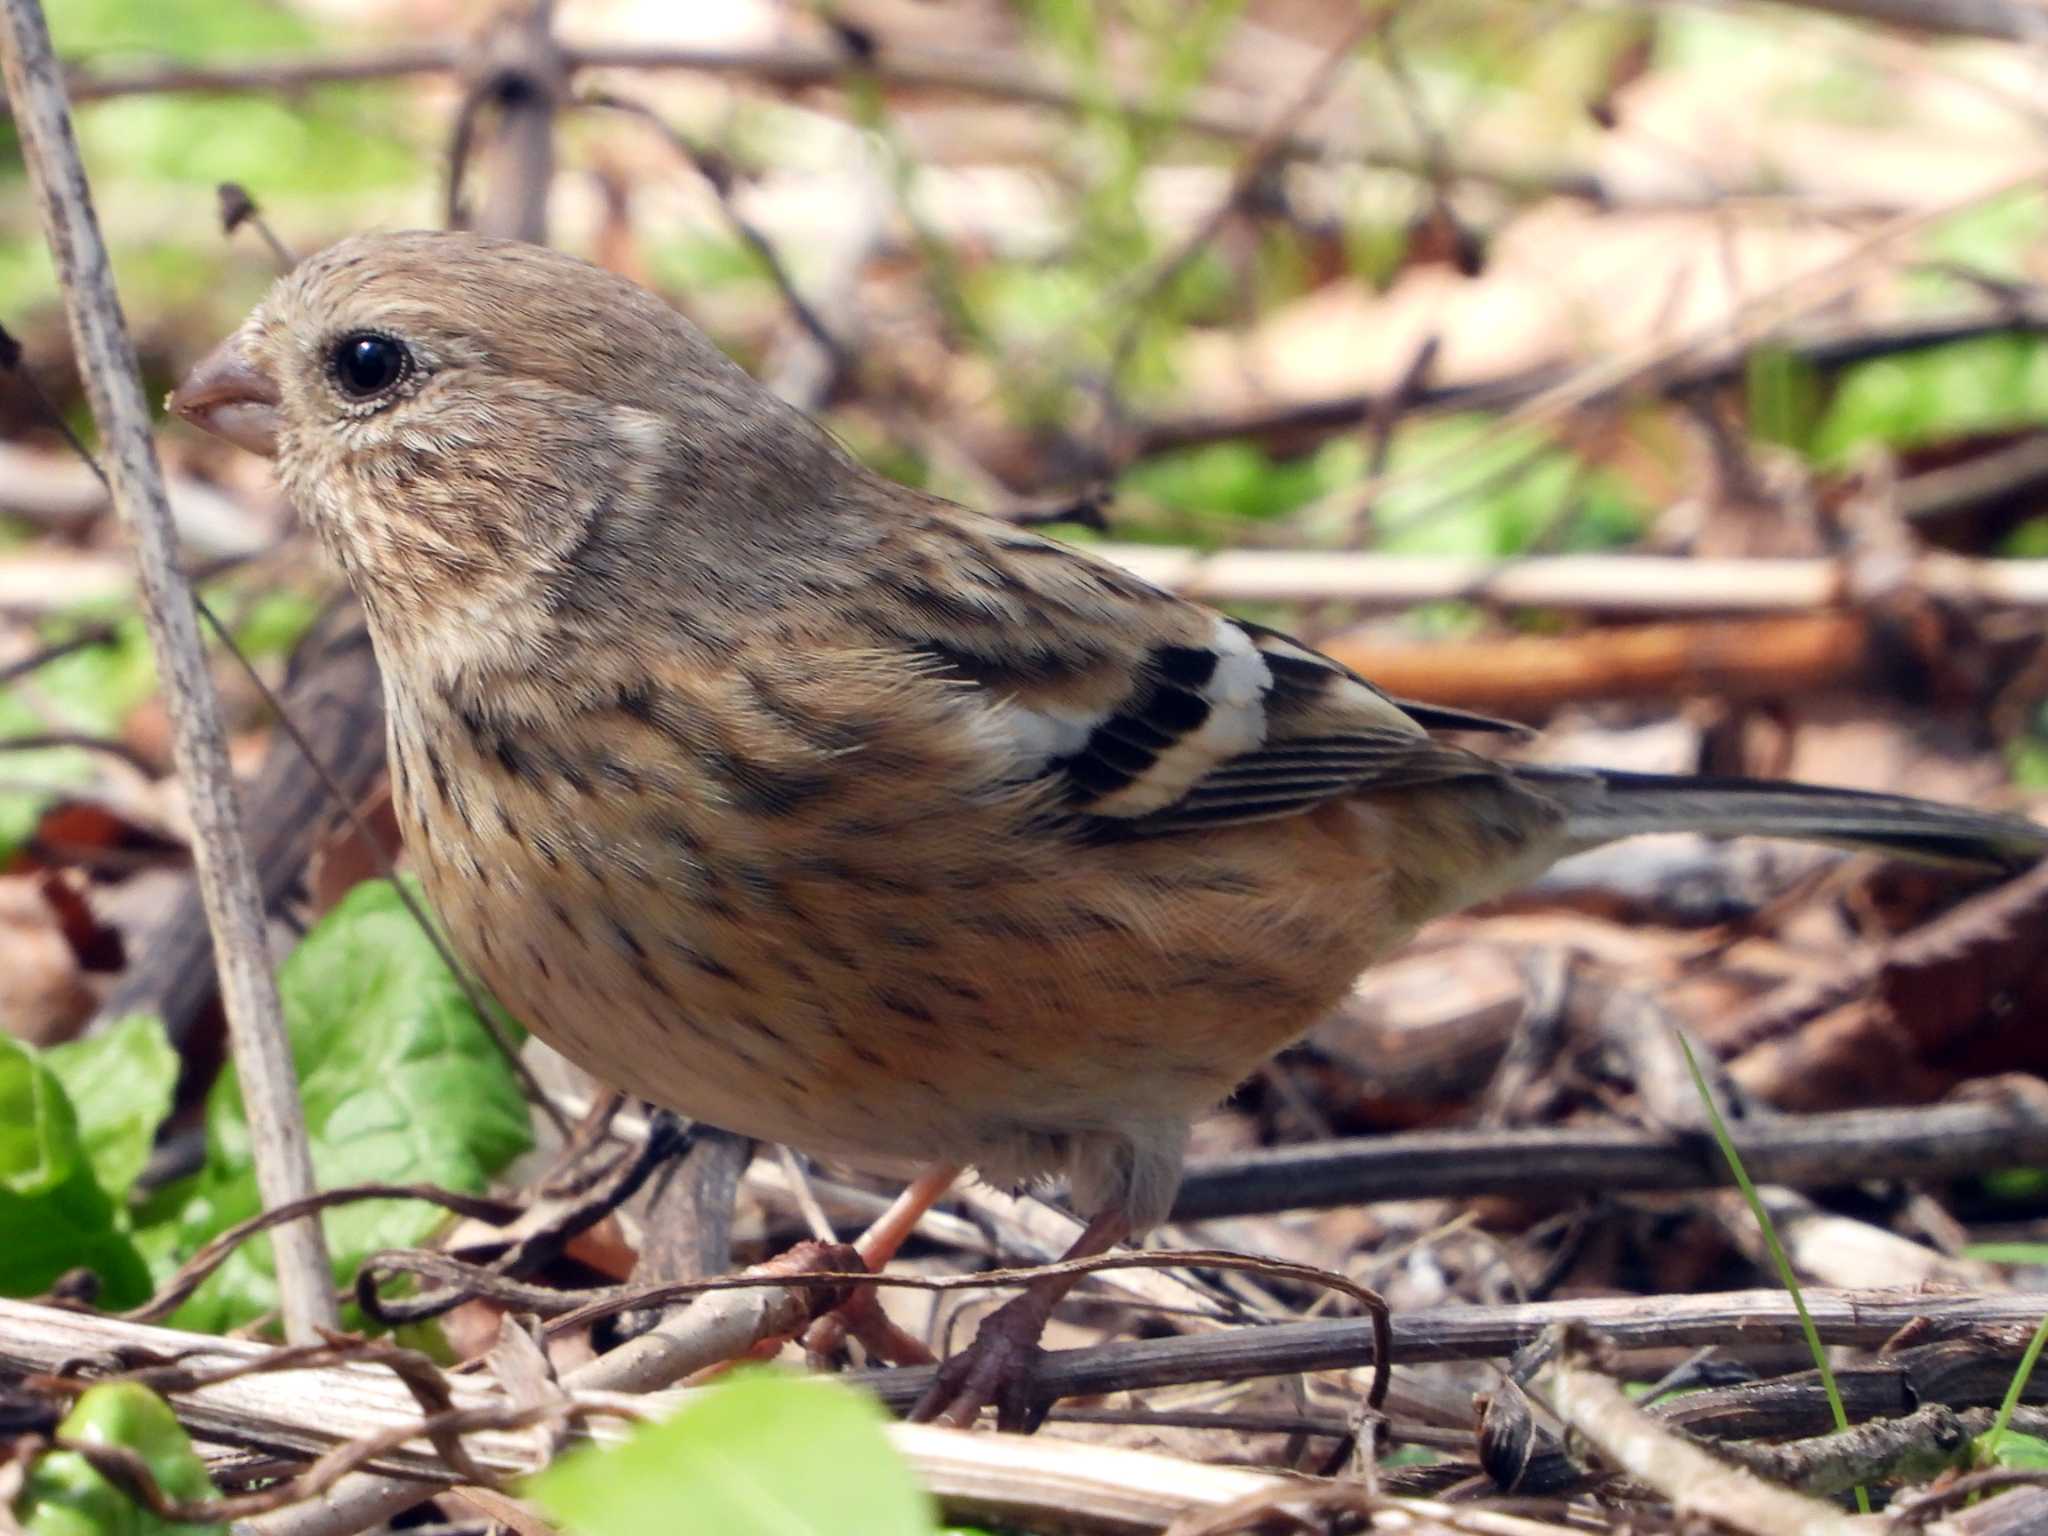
[908,1291,1055,1431]
[802,1278,936,1369]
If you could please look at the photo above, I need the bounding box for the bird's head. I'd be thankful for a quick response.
[171,229,851,650]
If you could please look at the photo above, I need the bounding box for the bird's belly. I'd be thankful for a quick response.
[394,739,1423,1182]
[439,884,982,1167]
[414,849,1368,1181]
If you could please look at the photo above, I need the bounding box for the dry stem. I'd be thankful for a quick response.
[0,0,336,1341]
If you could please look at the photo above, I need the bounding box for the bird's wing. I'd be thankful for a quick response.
[852,505,1505,834]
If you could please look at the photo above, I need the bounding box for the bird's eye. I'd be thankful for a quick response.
[329,332,411,401]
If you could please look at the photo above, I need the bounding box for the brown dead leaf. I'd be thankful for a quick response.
[0,875,94,1046]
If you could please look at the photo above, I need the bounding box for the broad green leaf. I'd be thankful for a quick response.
[0,1036,150,1307]
[0,1031,80,1197]
[150,879,530,1331]
[1119,440,1339,532]
[529,1372,936,1536]
[1356,416,1646,557]
[1118,417,1646,558]
[1975,1429,2048,1471]
[47,1015,179,1207]
[1809,336,2048,466]
[15,1383,222,1536]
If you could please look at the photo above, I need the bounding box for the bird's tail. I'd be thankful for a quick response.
[1514,766,2048,874]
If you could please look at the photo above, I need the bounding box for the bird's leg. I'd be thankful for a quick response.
[910,1206,1131,1431]
[799,1163,962,1368]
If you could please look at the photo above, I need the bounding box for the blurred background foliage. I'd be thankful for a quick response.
[8,0,2048,802]
[6,0,2048,839]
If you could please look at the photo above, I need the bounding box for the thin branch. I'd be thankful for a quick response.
[62,43,461,98]
[58,38,1599,200]
[1091,544,2048,614]
[1104,5,1381,382]
[1129,309,2048,458]
[0,621,119,687]
[856,1287,2048,1414]
[1171,1096,2048,1221]
[1758,0,2048,43]
[0,0,337,1341]
[216,181,295,270]
[580,90,853,385]
[0,730,158,776]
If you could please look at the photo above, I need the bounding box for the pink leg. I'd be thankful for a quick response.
[800,1163,963,1368]
[910,1207,1131,1431]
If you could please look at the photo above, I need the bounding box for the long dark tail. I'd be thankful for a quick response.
[1514,766,2048,874]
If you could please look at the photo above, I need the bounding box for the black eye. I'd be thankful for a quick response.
[330,332,411,400]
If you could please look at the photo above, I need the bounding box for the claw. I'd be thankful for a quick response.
[909,1293,1053,1429]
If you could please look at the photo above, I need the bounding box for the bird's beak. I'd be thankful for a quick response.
[168,338,281,457]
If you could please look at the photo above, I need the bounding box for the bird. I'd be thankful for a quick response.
[171,229,2047,1427]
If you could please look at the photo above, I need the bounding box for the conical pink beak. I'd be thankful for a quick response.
[168,338,281,457]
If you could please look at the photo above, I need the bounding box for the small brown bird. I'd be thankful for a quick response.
[173,231,2045,1425]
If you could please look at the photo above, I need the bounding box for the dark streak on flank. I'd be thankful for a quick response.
[616,679,657,723]
[900,634,1091,690]
[702,746,832,817]
[742,665,866,753]
[876,989,937,1025]
[668,937,743,986]
[547,896,581,941]
[425,742,452,806]
[492,731,529,777]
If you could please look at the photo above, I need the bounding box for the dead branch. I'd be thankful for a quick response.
[1130,311,2048,459]
[0,0,336,1340]
[1171,1089,2048,1220]
[1534,1328,1866,1535]
[1096,545,2048,614]
[856,1287,2048,1412]
[1319,614,1872,715]
[58,38,1595,200]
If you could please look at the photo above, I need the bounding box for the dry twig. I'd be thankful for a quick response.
[0,0,336,1341]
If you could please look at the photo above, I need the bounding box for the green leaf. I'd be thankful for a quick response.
[46,1015,179,1207]
[1979,1167,2048,1202]
[0,1031,80,1197]
[151,879,531,1332]
[0,613,157,861]
[1966,1242,2048,1265]
[1119,441,1337,531]
[1809,336,2048,465]
[1360,416,1646,557]
[1746,346,1823,453]
[0,1036,150,1307]
[1976,1429,2048,1471]
[1909,190,2048,306]
[15,1383,223,1536]
[527,1372,937,1536]
[226,589,322,662]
